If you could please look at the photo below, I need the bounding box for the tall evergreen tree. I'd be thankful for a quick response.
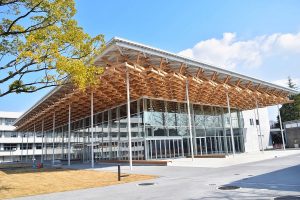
[279,77,300,123]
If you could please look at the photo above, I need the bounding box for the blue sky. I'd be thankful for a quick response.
[1,0,300,120]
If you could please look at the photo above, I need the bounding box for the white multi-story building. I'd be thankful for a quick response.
[1,111,65,163]
[0,111,85,163]
[0,111,23,162]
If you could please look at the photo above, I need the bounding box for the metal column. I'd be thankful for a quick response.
[186,80,194,160]
[52,112,55,165]
[255,99,264,152]
[277,105,286,150]
[21,132,23,162]
[91,92,94,168]
[226,92,236,156]
[143,98,148,160]
[33,123,36,162]
[83,119,86,162]
[68,104,71,166]
[26,130,29,162]
[126,65,133,170]
[41,119,44,162]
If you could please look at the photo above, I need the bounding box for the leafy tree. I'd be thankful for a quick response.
[279,77,300,122]
[0,0,105,97]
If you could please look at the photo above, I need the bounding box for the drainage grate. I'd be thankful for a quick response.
[218,185,240,190]
[138,182,155,186]
[274,196,300,200]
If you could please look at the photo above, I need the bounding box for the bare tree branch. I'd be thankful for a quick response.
[3,1,42,35]
[0,60,36,83]
[0,59,16,70]
[0,0,20,6]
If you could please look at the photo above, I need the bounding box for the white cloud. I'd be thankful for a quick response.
[178,32,300,70]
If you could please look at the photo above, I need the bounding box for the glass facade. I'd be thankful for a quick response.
[3,98,245,162]
[46,97,245,161]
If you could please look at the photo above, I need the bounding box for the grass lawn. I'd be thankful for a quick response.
[0,168,156,199]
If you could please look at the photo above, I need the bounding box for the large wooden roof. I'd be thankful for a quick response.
[14,37,297,131]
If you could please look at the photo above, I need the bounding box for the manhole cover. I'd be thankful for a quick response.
[274,196,300,200]
[218,185,240,190]
[138,182,155,186]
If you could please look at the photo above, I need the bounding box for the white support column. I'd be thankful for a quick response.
[253,107,260,150]
[226,92,236,156]
[33,123,36,162]
[277,105,285,150]
[143,98,148,160]
[277,105,286,150]
[41,119,44,162]
[21,132,24,162]
[52,112,55,165]
[26,130,29,162]
[45,130,48,160]
[255,99,264,152]
[221,108,229,155]
[126,66,133,170]
[83,119,86,162]
[186,80,194,160]
[68,104,71,166]
[101,113,104,160]
[91,92,94,168]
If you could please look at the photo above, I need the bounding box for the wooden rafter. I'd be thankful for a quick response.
[15,55,293,131]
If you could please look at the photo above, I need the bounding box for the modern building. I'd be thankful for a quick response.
[0,111,85,163]
[0,111,23,162]
[12,38,297,167]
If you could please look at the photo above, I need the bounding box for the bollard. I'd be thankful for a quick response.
[118,164,121,181]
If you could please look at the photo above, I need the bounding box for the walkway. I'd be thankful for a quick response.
[13,150,300,200]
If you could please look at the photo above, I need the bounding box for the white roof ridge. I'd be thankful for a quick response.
[106,37,298,94]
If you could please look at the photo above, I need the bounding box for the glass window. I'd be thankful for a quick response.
[177,127,187,136]
[4,144,17,151]
[196,128,205,137]
[153,128,166,136]
[250,119,254,126]
[4,118,16,126]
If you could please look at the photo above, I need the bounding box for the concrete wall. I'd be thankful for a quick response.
[242,107,271,152]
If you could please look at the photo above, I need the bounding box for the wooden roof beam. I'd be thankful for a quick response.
[224,75,231,84]
[179,63,187,74]
[196,68,204,78]
[211,72,217,81]
[246,81,252,89]
[236,78,241,86]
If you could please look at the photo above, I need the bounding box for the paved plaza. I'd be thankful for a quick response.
[13,150,300,200]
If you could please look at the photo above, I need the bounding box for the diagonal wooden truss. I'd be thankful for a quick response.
[15,47,293,132]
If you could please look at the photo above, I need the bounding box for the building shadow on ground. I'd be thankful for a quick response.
[229,164,300,192]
